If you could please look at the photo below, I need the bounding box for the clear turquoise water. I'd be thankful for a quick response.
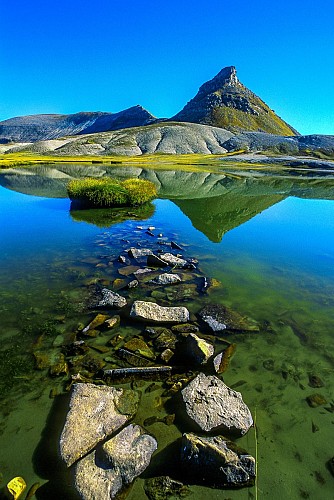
[0,166,334,499]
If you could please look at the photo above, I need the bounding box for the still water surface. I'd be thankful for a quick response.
[0,165,334,499]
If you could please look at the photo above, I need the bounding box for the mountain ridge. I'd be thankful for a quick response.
[0,105,155,143]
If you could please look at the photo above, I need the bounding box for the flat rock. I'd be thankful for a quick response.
[75,424,157,499]
[128,247,153,259]
[184,333,214,365]
[60,383,139,466]
[149,273,182,285]
[181,373,253,435]
[199,304,259,332]
[130,301,189,323]
[181,433,255,487]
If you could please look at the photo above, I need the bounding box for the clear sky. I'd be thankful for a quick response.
[1,0,333,135]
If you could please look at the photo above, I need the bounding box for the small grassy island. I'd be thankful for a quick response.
[67,177,157,207]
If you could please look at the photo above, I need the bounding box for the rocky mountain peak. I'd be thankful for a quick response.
[172,66,298,136]
[198,66,239,97]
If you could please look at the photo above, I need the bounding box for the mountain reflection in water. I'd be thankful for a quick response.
[1,164,334,242]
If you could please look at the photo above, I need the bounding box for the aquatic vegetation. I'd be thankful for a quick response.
[67,177,157,207]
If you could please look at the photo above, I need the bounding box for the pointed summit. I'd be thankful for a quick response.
[172,66,298,136]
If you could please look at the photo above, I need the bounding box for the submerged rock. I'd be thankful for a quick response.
[60,383,139,467]
[181,433,256,487]
[306,393,328,407]
[171,323,199,334]
[82,313,109,333]
[181,373,253,435]
[75,424,157,499]
[213,344,236,374]
[154,330,177,351]
[105,315,121,329]
[124,338,156,360]
[144,476,191,500]
[184,333,214,365]
[49,353,68,377]
[130,301,190,323]
[199,304,259,332]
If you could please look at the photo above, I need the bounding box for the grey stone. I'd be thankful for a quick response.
[74,424,157,499]
[74,449,120,499]
[60,383,138,467]
[158,253,188,268]
[184,333,214,365]
[103,424,157,483]
[149,273,182,285]
[128,247,153,259]
[130,301,189,323]
[181,433,256,487]
[181,372,253,435]
[96,288,127,308]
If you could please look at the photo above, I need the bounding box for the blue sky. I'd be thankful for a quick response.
[1,0,333,134]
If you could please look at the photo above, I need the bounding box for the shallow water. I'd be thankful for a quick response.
[0,164,334,499]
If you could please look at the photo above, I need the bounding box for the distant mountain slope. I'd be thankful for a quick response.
[8,122,234,155]
[6,122,334,157]
[172,66,298,136]
[0,106,155,143]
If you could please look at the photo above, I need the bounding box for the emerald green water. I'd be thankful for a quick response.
[0,165,334,499]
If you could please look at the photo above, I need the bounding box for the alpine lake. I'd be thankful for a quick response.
[0,161,334,500]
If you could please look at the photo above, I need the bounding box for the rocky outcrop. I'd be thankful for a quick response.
[59,383,139,466]
[130,301,189,323]
[74,424,157,499]
[172,66,298,136]
[181,373,253,435]
[181,433,256,487]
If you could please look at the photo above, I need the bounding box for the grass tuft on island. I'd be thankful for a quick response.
[67,177,157,208]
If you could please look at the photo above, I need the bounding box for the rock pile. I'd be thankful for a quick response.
[37,226,258,498]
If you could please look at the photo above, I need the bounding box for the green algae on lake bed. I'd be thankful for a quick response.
[0,165,334,499]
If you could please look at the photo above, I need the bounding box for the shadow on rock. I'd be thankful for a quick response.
[140,437,183,481]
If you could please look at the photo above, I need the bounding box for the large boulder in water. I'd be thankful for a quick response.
[181,373,253,435]
[181,433,256,487]
[74,424,157,499]
[60,383,139,467]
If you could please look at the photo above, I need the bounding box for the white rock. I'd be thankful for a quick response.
[130,300,189,323]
